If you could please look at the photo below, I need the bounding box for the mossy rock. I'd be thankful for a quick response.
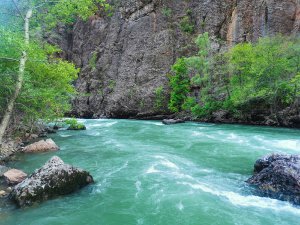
[67,124,86,130]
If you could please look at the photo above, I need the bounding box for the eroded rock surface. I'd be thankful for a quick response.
[60,0,299,122]
[11,156,94,207]
[247,154,300,205]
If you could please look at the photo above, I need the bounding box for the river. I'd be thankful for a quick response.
[1,119,300,225]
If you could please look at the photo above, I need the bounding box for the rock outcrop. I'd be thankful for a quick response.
[23,139,59,153]
[3,169,27,185]
[162,119,185,125]
[60,0,299,121]
[10,156,94,207]
[247,154,300,205]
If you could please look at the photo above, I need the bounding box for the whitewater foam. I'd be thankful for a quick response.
[146,165,160,174]
[135,180,142,198]
[88,131,101,136]
[106,161,128,177]
[275,140,300,151]
[160,160,180,170]
[176,201,184,211]
[179,181,300,215]
[58,134,72,137]
[88,121,118,128]
[191,131,215,139]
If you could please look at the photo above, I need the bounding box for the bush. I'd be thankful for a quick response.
[180,16,194,34]
[65,119,86,130]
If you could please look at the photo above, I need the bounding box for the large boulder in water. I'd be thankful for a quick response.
[23,139,59,153]
[10,156,94,207]
[247,154,300,205]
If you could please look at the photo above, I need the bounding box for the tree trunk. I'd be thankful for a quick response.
[0,9,32,145]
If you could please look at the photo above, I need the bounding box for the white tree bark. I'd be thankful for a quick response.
[0,9,32,145]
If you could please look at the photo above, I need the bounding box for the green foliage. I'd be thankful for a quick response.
[180,16,194,34]
[168,58,190,112]
[182,96,196,111]
[168,33,212,115]
[44,0,112,28]
[187,32,210,86]
[108,80,116,89]
[162,7,172,18]
[89,52,98,70]
[0,0,110,133]
[229,36,300,111]
[154,86,165,110]
[65,118,86,130]
[168,33,300,119]
[0,29,79,123]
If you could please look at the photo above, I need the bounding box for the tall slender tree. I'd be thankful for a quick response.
[0,0,110,144]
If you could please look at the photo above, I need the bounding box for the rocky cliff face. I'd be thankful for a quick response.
[62,0,300,119]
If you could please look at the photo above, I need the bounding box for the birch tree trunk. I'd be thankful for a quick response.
[0,9,32,145]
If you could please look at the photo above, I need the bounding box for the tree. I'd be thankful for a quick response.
[168,58,190,112]
[229,36,300,114]
[168,33,213,114]
[0,0,110,144]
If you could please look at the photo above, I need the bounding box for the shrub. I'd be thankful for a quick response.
[180,16,194,34]
[162,7,172,18]
[65,119,86,130]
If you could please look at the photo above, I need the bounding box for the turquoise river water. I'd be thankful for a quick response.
[1,119,300,225]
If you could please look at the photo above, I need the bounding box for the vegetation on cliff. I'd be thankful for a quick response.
[168,33,300,122]
[0,0,110,144]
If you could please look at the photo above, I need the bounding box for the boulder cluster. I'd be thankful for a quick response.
[0,138,93,207]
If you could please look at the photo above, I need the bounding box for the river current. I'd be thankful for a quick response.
[1,119,300,225]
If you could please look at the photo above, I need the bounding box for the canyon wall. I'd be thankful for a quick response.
[62,0,300,118]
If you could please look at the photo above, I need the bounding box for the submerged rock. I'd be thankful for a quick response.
[247,154,300,205]
[162,119,185,125]
[3,169,27,185]
[11,156,94,207]
[23,139,59,153]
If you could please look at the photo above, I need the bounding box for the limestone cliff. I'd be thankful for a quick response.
[60,0,300,119]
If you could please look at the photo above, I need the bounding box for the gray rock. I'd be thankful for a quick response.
[10,156,94,207]
[162,119,185,125]
[247,154,300,205]
[57,0,299,120]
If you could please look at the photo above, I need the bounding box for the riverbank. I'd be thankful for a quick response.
[124,108,300,129]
